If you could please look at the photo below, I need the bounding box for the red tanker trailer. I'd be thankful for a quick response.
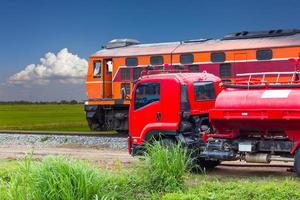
[204,71,300,175]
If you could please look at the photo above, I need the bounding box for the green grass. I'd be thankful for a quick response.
[0,104,90,132]
[162,178,300,200]
[0,144,300,200]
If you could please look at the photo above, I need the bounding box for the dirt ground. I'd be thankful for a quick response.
[0,144,295,177]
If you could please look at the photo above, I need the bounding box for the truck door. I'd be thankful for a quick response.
[130,81,161,137]
[103,59,113,98]
[160,79,181,125]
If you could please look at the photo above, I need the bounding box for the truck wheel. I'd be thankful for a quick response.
[191,158,220,173]
[294,149,300,176]
[199,160,220,170]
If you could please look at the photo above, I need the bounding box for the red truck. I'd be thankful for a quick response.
[128,69,222,167]
[128,70,300,175]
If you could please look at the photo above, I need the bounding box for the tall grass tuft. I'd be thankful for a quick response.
[2,156,102,200]
[29,156,101,200]
[143,141,191,193]
[1,155,151,200]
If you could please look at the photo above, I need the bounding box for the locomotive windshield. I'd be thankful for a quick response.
[194,81,216,101]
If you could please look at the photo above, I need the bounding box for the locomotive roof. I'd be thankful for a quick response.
[92,32,300,57]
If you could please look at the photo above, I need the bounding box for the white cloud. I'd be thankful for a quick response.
[8,48,88,85]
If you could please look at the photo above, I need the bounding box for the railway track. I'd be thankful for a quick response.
[0,130,128,138]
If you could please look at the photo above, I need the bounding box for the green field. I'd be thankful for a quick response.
[0,104,90,132]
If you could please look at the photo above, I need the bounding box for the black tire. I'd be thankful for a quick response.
[190,158,220,173]
[294,149,300,177]
[199,160,220,169]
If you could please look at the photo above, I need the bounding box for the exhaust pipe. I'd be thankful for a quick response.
[245,153,270,163]
[245,153,294,163]
[269,156,294,162]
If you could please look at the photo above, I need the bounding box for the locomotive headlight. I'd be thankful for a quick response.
[84,101,89,105]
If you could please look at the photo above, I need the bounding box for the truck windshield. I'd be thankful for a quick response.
[194,81,216,101]
[134,82,160,110]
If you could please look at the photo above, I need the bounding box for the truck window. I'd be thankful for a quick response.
[93,61,101,78]
[194,82,216,101]
[134,82,160,110]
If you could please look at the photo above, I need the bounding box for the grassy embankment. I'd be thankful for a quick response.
[0,143,299,200]
[0,104,90,132]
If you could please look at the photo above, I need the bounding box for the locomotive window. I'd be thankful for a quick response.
[150,56,163,65]
[126,57,138,66]
[219,63,232,78]
[121,68,131,80]
[188,65,199,72]
[256,49,272,60]
[180,54,194,64]
[194,82,216,101]
[93,61,101,78]
[121,83,131,99]
[134,82,160,110]
[211,52,226,62]
[133,67,143,80]
[106,60,113,74]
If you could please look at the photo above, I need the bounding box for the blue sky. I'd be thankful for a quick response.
[0,0,300,101]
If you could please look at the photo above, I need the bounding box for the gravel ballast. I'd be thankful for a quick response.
[0,134,128,150]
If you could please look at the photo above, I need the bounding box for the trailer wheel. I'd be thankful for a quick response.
[294,149,300,177]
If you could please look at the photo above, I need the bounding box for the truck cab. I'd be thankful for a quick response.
[128,71,222,155]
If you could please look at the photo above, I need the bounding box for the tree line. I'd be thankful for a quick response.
[0,100,83,104]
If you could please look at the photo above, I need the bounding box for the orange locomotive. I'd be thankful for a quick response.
[85,29,300,133]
